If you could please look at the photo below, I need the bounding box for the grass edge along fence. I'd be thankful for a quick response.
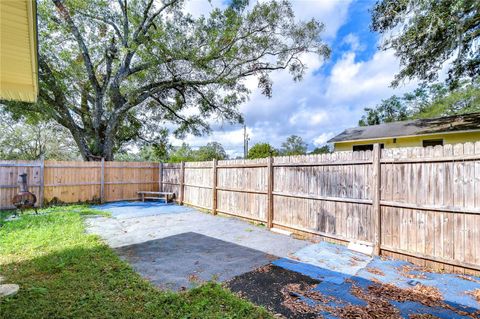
[1,142,480,274]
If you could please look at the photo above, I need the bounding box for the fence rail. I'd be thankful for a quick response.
[0,160,159,207]
[1,142,479,274]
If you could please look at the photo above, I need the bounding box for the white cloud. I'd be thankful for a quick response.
[313,132,335,146]
[289,0,353,39]
[342,33,365,52]
[182,0,226,17]
[326,49,418,106]
[166,1,420,157]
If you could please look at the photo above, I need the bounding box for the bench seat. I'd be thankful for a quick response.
[137,191,175,203]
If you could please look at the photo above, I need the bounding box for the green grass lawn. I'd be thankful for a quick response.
[0,206,272,319]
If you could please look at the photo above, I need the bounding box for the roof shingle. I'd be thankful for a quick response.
[328,113,480,143]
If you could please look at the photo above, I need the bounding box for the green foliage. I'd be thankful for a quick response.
[358,95,408,126]
[195,142,228,161]
[113,141,228,163]
[0,205,272,318]
[168,143,196,163]
[371,0,479,87]
[1,0,329,161]
[413,81,480,118]
[247,143,279,159]
[358,81,480,126]
[310,145,332,155]
[0,108,80,160]
[280,135,307,156]
[168,142,227,162]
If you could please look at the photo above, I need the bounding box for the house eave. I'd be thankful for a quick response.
[329,128,480,145]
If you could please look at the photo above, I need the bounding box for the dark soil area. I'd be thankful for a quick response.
[226,264,321,319]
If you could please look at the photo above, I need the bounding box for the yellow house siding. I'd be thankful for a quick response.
[0,0,38,102]
[334,131,480,151]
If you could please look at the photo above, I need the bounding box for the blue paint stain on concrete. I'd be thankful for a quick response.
[92,201,195,218]
[273,241,480,318]
[273,258,350,284]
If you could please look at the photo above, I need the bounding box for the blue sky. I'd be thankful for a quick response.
[175,0,418,157]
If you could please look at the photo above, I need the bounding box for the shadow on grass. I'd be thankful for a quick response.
[0,209,270,319]
[0,244,271,319]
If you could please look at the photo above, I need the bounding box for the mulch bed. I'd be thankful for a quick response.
[226,264,321,319]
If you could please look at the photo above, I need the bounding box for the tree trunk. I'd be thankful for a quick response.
[69,125,113,161]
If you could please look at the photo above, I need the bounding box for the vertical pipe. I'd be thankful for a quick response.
[372,143,382,255]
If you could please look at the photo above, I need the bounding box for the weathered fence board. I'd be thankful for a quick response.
[1,141,479,272]
[0,160,42,209]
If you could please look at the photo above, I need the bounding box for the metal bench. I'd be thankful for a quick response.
[137,191,175,203]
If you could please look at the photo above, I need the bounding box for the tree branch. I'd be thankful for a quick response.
[53,0,101,92]
[149,94,191,124]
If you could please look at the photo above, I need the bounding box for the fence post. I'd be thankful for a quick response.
[179,161,185,205]
[39,156,45,208]
[159,162,163,192]
[212,159,218,215]
[372,143,382,255]
[267,156,274,229]
[100,158,105,203]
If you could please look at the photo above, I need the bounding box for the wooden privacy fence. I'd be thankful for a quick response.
[162,142,480,273]
[0,142,479,273]
[0,160,159,208]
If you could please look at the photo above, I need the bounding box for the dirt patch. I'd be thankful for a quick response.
[226,264,321,319]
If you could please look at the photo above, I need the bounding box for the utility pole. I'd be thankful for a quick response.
[243,124,250,159]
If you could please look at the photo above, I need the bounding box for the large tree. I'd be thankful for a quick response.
[247,142,279,159]
[196,142,228,161]
[0,108,80,160]
[372,0,479,87]
[1,0,329,161]
[310,145,332,155]
[358,95,408,126]
[281,135,307,156]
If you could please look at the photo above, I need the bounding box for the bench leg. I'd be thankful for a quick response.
[141,193,145,202]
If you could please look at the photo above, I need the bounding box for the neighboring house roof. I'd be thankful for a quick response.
[328,113,480,143]
[0,0,38,102]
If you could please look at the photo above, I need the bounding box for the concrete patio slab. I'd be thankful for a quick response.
[86,201,308,290]
[115,232,276,290]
